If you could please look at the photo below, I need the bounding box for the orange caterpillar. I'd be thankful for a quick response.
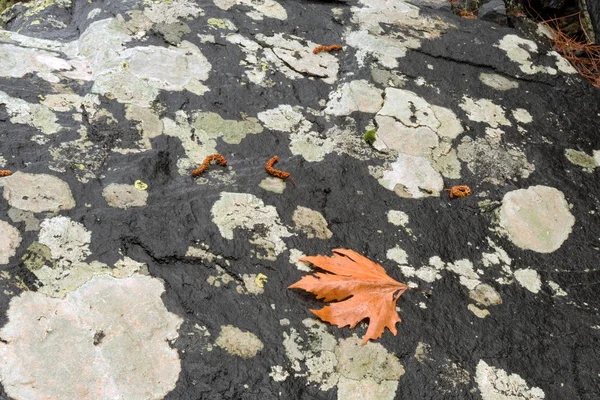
[313,45,342,55]
[266,156,295,186]
[445,185,471,199]
[192,154,227,177]
[0,170,12,177]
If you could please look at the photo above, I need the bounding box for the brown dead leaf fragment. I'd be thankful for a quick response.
[289,249,409,344]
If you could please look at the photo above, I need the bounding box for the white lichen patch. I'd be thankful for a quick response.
[39,216,91,264]
[269,365,290,382]
[164,110,262,175]
[292,206,333,239]
[476,360,545,400]
[387,246,408,265]
[377,153,444,199]
[143,0,204,24]
[479,73,519,91]
[387,210,409,227]
[447,259,481,290]
[289,249,311,272]
[498,186,575,253]
[211,192,293,260]
[93,40,211,104]
[0,274,183,400]
[325,80,383,115]
[547,281,567,297]
[0,221,21,265]
[513,269,542,294]
[496,34,556,75]
[347,0,451,69]
[215,325,264,359]
[256,33,340,84]
[373,88,463,179]
[258,104,304,132]
[0,172,75,213]
[102,183,148,209]
[214,0,287,20]
[259,177,287,194]
[0,90,60,135]
[469,283,502,307]
[459,96,510,128]
[512,108,533,124]
[282,319,404,399]
[468,304,491,318]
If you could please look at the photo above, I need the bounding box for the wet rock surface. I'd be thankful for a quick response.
[0,0,599,399]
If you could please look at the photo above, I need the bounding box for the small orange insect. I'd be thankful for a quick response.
[313,45,342,55]
[445,185,471,199]
[0,170,12,177]
[266,156,295,186]
[192,154,227,177]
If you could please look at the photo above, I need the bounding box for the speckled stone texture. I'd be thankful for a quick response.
[0,0,599,399]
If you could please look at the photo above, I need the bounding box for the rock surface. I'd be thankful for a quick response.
[0,0,599,399]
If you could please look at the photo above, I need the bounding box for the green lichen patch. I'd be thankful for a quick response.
[565,148,597,171]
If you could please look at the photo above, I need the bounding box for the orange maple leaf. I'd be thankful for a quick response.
[289,248,409,344]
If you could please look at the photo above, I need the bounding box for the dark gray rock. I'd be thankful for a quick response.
[0,0,599,399]
[479,0,507,24]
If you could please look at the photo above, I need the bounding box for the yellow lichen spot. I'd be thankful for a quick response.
[254,273,268,288]
[134,180,148,191]
[72,163,85,170]
[207,18,236,30]
[121,61,129,71]
[37,94,45,101]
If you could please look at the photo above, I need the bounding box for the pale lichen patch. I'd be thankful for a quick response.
[257,104,304,132]
[387,246,408,265]
[377,153,444,199]
[387,210,409,227]
[256,33,340,84]
[468,304,491,318]
[0,221,21,265]
[282,319,404,399]
[289,249,311,272]
[469,283,502,307]
[347,0,451,69]
[102,183,148,209]
[143,0,204,24]
[476,360,546,400]
[479,73,519,91]
[513,269,542,294]
[325,80,383,115]
[259,177,287,194]
[512,108,533,124]
[215,325,264,359]
[0,90,60,135]
[211,192,293,260]
[547,281,567,297]
[0,274,183,400]
[206,266,235,288]
[292,206,333,239]
[498,186,575,253]
[565,149,597,171]
[214,0,287,20]
[496,34,556,75]
[459,96,510,128]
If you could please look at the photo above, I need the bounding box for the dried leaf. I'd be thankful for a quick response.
[289,248,408,344]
